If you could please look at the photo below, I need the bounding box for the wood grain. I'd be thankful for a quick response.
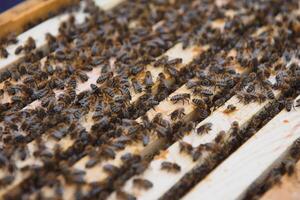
[261,152,300,200]
[40,42,202,199]
[0,1,125,197]
[0,6,86,74]
[182,96,300,200]
[0,0,77,38]
[107,51,279,200]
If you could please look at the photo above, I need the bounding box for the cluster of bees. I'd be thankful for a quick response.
[0,0,300,199]
[244,137,300,200]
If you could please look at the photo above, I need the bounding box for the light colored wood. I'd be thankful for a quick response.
[43,11,262,199]
[182,97,300,200]
[107,51,278,200]
[107,23,286,199]
[0,0,76,38]
[40,42,203,199]
[0,42,201,198]
[94,0,124,10]
[56,42,203,151]
[261,164,300,200]
[0,0,125,75]
[0,6,173,196]
[5,8,226,195]
[109,89,279,199]
[0,1,126,197]
[0,6,86,73]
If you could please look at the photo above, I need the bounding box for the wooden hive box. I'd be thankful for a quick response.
[0,1,300,200]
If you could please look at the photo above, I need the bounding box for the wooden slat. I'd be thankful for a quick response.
[0,6,86,72]
[0,40,202,200]
[1,4,229,198]
[0,0,125,74]
[182,96,300,200]
[0,0,76,38]
[260,163,300,200]
[38,9,264,199]
[94,0,125,10]
[107,53,280,200]
[34,10,246,198]
[39,42,203,199]
[0,1,126,197]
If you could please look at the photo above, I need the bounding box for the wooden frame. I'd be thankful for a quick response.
[0,0,77,38]
[107,25,278,200]
[0,0,299,199]
[0,0,124,197]
[183,95,300,200]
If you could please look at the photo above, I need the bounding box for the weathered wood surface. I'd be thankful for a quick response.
[0,0,76,38]
[0,0,124,197]
[261,162,300,200]
[107,34,282,200]
[183,95,300,200]
[0,6,86,73]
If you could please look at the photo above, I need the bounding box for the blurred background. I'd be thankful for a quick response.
[0,0,24,13]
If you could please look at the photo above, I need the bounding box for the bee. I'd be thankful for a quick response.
[103,164,119,175]
[161,161,181,173]
[85,158,98,168]
[214,130,226,144]
[266,89,275,99]
[112,142,125,150]
[169,108,185,121]
[170,93,190,104]
[283,98,294,112]
[102,146,116,159]
[200,89,214,97]
[131,78,143,93]
[67,75,77,89]
[196,123,212,135]
[45,32,57,44]
[44,64,54,77]
[90,84,101,95]
[157,72,169,90]
[179,141,193,154]
[121,153,134,163]
[77,70,89,82]
[154,124,172,138]
[116,190,136,200]
[0,175,15,187]
[0,47,9,58]
[223,104,237,114]
[164,65,179,79]
[230,121,239,134]
[0,70,11,82]
[11,95,25,103]
[283,158,296,176]
[14,45,23,55]
[167,58,182,66]
[154,55,168,67]
[144,71,154,89]
[132,178,153,189]
[54,78,65,90]
[130,65,144,75]
[142,134,150,146]
[186,81,199,90]
[296,99,300,108]
[103,87,115,98]
[192,98,206,109]
[246,83,255,93]
[191,146,202,161]
[97,72,113,84]
[24,37,36,52]
[140,115,151,130]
